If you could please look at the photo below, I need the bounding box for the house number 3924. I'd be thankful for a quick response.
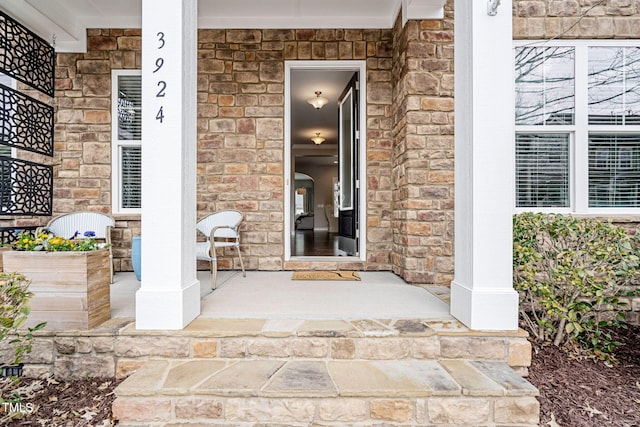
[154,31,166,123]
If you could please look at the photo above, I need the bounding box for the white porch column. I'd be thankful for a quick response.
[136,0,200,329]
[450,0,518,330]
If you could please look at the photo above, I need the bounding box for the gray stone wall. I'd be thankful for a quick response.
[513,0,640,38]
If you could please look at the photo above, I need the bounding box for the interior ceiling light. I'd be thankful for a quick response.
[307,90,329,109]
[311,132,325,145]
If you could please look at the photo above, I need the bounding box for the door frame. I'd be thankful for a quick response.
[284,60,367,262]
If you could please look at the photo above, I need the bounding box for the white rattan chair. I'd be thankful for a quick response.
[40,212,116,282]
[196,210,246,289]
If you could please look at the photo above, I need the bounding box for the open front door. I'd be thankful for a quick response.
[337,74,359,256]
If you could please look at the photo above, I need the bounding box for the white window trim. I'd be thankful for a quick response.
[111,69,141,214]
[514,39,640,216]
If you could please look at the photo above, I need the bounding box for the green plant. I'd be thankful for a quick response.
[513,213,640,363]
[12,231,102,252]
[0,273,46,367]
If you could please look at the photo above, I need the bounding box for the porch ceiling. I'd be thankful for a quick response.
[0,0,446,52]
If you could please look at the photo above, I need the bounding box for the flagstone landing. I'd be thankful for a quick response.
[113,358,539,426]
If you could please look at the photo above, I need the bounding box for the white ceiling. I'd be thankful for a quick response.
[0,0,446,52]
[291,69,354,149]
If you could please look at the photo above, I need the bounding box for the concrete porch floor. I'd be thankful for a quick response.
[110,270,453,321]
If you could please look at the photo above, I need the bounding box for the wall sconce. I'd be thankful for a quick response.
[487,0,501,16]
[307,90,329,109]
[310,132,325,145]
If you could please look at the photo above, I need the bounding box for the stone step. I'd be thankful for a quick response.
[108,317,532,379]
[112,358,539,426]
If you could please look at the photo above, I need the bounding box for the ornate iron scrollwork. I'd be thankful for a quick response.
[0,11,55,97]
[0,225,37,244]
[0,84,53,156]
[0,156,52,216]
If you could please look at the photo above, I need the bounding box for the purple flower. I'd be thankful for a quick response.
[84,231,95,238]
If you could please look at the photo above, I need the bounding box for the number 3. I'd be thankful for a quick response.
[157,32,165,49]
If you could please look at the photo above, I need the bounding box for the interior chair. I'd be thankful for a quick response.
[196,210,246,289]
[40,212,116,282]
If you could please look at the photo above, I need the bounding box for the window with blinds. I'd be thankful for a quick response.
[589,134,640,207]
[516,134,570,208]
[121,145,141,209]
[112,71,142,213]
[515,42,640,212]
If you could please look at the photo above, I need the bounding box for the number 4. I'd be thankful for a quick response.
[156,106,165,123]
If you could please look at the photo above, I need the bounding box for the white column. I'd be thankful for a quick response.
[450,0,518,330]
[136,0,200,329]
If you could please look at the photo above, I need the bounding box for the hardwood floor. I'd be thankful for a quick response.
[292,230,340,256]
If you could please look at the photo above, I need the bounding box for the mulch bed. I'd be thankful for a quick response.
[528,324,640,427]
[1,375,122,426]
[0,325,638,426]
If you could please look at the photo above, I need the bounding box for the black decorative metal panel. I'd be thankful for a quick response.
[0,225,37,244]
[0,156,52,216]
[0,10,55,97]
[0,83,53,156]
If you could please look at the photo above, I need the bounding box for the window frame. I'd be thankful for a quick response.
[111,69,142,214]
[514,39,640,215]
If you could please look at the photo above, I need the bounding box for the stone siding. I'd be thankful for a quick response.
[0,318,531,380]
[390,2,455,284]
[0,24,458,284]
[195,28,396,273]
[513,0,640,38]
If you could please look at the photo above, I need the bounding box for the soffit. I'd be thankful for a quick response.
[0,0,445,52]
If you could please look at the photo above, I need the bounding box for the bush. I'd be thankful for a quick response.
[0,273,45,367]
[513,213,640,362]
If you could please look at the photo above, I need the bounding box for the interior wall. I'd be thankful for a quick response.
[295,163,338,230]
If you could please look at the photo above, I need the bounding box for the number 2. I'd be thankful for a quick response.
[156,81,166,97]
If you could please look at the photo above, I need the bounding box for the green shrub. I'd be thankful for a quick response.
[513,213,640,362]
[0,273,45,367]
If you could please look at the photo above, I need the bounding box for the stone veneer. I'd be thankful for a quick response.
[0,317,532,380]
[513,0,640,38]
[391,5,455,284]
[0,9,458,285]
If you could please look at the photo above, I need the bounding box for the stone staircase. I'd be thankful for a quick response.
[111,318,540,426]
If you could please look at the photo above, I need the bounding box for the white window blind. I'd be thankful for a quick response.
[121,145,141,209]
[589,134,640,207]
[516,133,570,208]
[112,71,142,213]
[117,75,142,141]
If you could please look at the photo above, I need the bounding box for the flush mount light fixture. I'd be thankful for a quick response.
[307,90,329,109]
[311,132,325,145]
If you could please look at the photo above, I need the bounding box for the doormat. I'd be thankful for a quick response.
[292,271,361,281]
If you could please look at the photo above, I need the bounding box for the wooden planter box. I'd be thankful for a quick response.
[2,249,111,330]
